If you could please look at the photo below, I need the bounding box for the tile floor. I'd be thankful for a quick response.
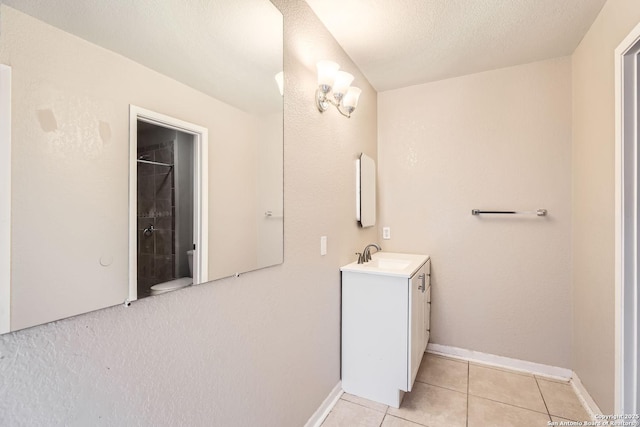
[321,353,590,427]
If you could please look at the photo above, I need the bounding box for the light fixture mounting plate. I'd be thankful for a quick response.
[316,89,329,112]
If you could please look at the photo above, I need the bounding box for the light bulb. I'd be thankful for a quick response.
[332,71,354,101]
[342,87,362,112]
[317,60,340,93]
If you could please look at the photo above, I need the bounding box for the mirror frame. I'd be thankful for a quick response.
[357,153,377,228]
[0,65,11,334]
[0,1,283,334]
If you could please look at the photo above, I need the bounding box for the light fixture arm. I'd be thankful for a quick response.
[336,104,354,118]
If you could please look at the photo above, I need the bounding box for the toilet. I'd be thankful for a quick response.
[150,250,194,295]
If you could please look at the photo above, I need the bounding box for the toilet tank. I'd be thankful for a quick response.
[187,250,194,278]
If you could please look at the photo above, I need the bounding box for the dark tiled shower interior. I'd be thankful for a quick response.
[137,140,175,298]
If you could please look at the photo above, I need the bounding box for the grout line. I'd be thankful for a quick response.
[414,377,467,394]
[387,413,430,426]
[339,396,387,414]
[377,401,388,427]
[467,394,551,416]
[412,381,467,396]
[535,376,552,422]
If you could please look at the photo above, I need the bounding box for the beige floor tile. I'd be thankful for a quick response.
[387,382,467,427]
[321,399,386,427]
[381,414,425,427]
[341,393,388,413]
[468,395,551,427]
[537,378,590,422]
[416,353,468,393]
[469,364,547,413]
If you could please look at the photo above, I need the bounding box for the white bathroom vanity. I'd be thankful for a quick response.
[341,252,431,408]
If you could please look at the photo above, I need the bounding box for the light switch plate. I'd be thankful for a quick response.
[320,236,327,255]
[383,227,391,240]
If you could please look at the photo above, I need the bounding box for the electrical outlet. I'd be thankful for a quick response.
[383,227,391,240]
[320,236,327,255]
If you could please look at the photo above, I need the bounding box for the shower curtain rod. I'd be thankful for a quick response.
[137,159,173,168]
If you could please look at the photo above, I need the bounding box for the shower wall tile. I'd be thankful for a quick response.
[155,255,174,283]
[139,231,155,255]
[156,216,172,230]
[137,162,155,177]
[156,199,171,218]
[138,176,155,199]
[154,173,172,200]
[156,146,173,164]
[155,230,172,255]
[137,197,154,218]
[138,254,153,278]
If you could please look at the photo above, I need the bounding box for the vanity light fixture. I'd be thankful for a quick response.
[275,71,284,96]
[316,60,362,118]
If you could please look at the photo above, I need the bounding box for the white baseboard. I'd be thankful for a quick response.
[304,381,343,427]
[427,343,573,380]
[571,372,602,420]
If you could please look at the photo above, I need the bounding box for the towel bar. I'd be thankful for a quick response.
[471,209,547,216]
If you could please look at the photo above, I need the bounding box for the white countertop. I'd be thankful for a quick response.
[340,252,429,278]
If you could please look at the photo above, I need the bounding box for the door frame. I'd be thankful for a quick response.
[615,22,640,415]
[0,65,11,334]
[128,105,208,301]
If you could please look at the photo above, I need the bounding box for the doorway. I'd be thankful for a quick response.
[128,106,208,301]
[615,23,640,415]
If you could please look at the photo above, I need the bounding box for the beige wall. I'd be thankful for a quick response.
[207,108,260,279]
[0,0,377,425]
[572,0,640,413]
[256,111,284,268]
[378,57,573,368]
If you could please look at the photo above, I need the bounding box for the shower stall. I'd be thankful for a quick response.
[136,121,194,298]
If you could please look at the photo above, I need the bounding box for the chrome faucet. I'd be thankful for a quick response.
[362,243,382,262]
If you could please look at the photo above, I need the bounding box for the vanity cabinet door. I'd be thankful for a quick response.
[408,264,426,390]
[425,286,431,347]
[424,258,431,351]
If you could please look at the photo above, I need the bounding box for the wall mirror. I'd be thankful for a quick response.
[0,0,283,334]
[357,153,376,228]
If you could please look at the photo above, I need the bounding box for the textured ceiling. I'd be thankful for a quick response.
[305,0,606,91]
[2,0,283,114]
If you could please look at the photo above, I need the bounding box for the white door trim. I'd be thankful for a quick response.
[129,106,208,302]
[615,22,640,415]
[0,65,11,334]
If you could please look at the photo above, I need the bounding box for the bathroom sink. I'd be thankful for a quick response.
[368,258,412,271]
[341,252,428,278]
